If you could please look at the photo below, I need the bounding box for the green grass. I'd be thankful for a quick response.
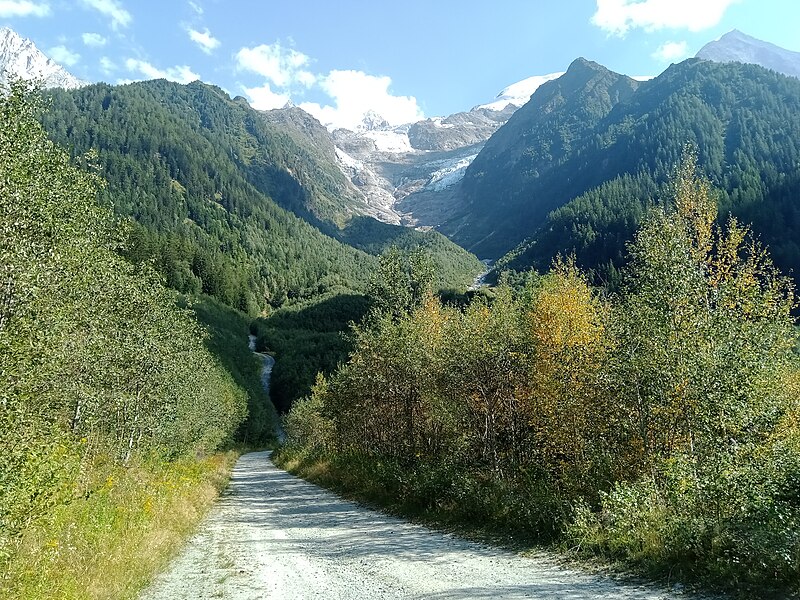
[1,451,239,600]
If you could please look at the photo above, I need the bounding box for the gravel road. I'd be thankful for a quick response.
[140,451,687,600]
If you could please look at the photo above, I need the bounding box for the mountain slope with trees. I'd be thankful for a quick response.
[440,58,640,257]
[499,59,800,281]
[443,58,800,285]
[39,80,481,312]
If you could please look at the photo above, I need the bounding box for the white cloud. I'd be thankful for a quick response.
[82,32,107,47]
[48,45,80,66]
[243,82,290,111]
[81,0,131,30]
[99,56,115,74]
[652,40,689,61]
[591,0,738,36]
[299,70,423,130]
[188,0,202,15]
[0,1,50,17]
[125,58,199,84]
[187,27,219,54]
[236,41,315,88]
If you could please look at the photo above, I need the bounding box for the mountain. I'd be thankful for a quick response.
[40,80,481,312]
[438,58,641,258]
[482,59,800,283]
[328,72,564,230]
[0,26,85,89]
[697,29,800,78]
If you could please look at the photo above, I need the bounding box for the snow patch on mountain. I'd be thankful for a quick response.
[361,129,413,153]
[429,116,455,129]
[0,27,86,89]
[696,29,800,79]
[334,146,362,171]
[426,153,479,191]
[475,72,564,111]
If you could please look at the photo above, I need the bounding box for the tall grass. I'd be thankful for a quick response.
[1,451,238,600]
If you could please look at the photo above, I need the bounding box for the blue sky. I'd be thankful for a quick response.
[3,0,799,128]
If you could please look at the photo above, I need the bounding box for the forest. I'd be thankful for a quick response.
[280,149,800,596]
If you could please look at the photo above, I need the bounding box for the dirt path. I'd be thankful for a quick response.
[140,451,689,600]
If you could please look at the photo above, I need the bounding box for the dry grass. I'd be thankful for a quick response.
[1,451,239,600]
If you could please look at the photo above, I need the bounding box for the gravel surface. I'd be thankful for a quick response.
[139,451,690,600]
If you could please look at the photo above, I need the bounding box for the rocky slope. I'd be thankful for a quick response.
[327,72,564,228]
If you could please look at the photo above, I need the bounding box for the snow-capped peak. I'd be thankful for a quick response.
[0,26,86,90]
[475,72,565,112]
[696,29,800,79]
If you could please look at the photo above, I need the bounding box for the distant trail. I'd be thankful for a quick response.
[140,451,689,600]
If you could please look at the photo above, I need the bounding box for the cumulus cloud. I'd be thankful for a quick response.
[125,58,199,84]
[591,0,738,36]
[0,1,50,17]
[652,40,689,61]
[187,27,220,54]
[243,82,290,111]
[299,70,423,130]
[236,41,315,88]
[81,0,131,30]
[99,56,116,74]
[236,39,423,130]
[48,45,80,66]
[82,32,107,47]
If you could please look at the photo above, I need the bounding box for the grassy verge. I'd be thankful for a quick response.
[1,450,239,600]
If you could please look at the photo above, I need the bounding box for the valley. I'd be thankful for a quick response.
[2,12,800,600]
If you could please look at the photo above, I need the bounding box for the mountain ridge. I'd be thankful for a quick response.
[0,26,85,89]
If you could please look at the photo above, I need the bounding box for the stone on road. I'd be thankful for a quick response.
[141,451,681,599]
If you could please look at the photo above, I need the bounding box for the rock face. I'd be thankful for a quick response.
[696,29,800,79]
[0,27,86,89]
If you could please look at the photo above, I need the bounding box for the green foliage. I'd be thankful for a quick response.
[461,59,800,289]
[370,246,434,320]
[38,80,481,312]
[251,292,371,412]
[189,295,279,444]
[568,148,800,592]
[282,154,800,595]
[0,82,246,572]
[335,216,483,290]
